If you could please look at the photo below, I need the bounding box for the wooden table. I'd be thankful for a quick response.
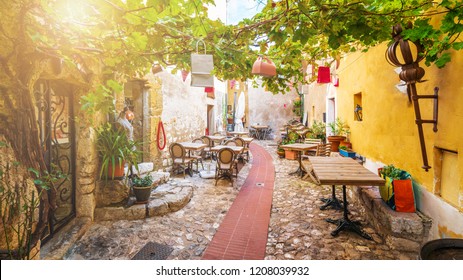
[179,142,207,175]
[281,143,319,177]
[241,137,253,147]
[229,131,249,137]
[251,125,269,140]
[180,142,207,151]
[206,135,226,145]
[210,145,244,154]
[308,156,385,239]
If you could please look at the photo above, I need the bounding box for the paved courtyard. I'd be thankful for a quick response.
[42,140,418,260]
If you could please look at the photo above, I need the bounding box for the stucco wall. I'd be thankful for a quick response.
[248,81,299,140]
[337,43,463,239]
[156,71,208,168]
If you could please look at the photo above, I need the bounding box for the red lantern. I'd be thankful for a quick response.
[317,66,331,83]
[204,87,214,93]
[252,56,276,77]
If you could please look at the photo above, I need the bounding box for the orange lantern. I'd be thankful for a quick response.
[252,56,276,77]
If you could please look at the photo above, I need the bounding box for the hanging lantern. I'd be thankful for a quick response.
[252,56,276,77]
[126,109,135,121]
[151,63,162,74]
[317,66,331,83]
[181,70,189,82]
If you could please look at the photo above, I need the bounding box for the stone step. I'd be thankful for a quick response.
[124,162,154,176]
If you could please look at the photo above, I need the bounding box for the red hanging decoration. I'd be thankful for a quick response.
[317,66,331,83]
[181,70,189,82]
[157,120,166,150]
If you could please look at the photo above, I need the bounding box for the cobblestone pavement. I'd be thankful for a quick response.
[59,141,418,260]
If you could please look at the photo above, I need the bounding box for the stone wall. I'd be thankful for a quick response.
[152,71,208,169]
[351,185,432,253]
[0,136,40,258]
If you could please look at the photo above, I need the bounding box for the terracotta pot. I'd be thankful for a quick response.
[227,118,234,124]
[106,161,125,179]
[340,140,352,149]
[327,135,346,152]
[285,150,298,160]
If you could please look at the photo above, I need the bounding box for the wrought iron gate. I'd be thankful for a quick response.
[35,80,76,243]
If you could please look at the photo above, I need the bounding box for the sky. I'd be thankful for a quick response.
[208,0,264,24]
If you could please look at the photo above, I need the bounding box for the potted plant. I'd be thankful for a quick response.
[327,118,350,152]
[378,165,415,212]
[227,113,234,124]
[96,123,140,180]
[338,145,356,158]
[279,138,297,160]
[306,120,326,142]
[130,174,155,204]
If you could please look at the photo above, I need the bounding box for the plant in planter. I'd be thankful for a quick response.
[96,123,140,180]
[378,165,415,212]
[130,174,155,204]
[338,145,356,158]
[306,120,326,142]
[327,118,350,152]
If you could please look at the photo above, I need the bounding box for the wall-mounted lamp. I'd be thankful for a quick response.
[354,104,363,121]
[386,24,439,172]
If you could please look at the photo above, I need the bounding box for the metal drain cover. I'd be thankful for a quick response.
[131,242,173,260]
[256,183,264,187]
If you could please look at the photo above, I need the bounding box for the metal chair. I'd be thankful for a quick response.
[215,147,237,186]
[191,138,205,171]
[200,135,213,160]
[169,142,195,178]
[234,137,249,162]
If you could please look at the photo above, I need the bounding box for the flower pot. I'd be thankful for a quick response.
[132,185,153,204]
[277,150,285,158]
[339,149,356,158]
[285,150,298,160]
[227,118,234,124]
[327,135,346,152]
[106,160,125,179]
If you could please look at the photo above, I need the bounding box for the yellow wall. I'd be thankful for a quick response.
[338,44,463,215]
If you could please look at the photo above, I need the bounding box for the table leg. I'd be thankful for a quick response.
[288,151,306,177]
[320,185,343,210]
[325,185,372,240]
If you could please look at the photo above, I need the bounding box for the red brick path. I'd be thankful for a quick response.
[202,142,275,260]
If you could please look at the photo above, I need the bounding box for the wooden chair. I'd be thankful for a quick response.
[200,136,213,160]
[302,143,331,182]
[215,147,237,186]
[224,139,238,146]
[234,137,249,162]
[191,138,205,171]
[302,138,322,157]
[169,143,195,178]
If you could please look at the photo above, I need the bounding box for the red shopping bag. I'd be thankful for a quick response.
[393,179,415,212]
